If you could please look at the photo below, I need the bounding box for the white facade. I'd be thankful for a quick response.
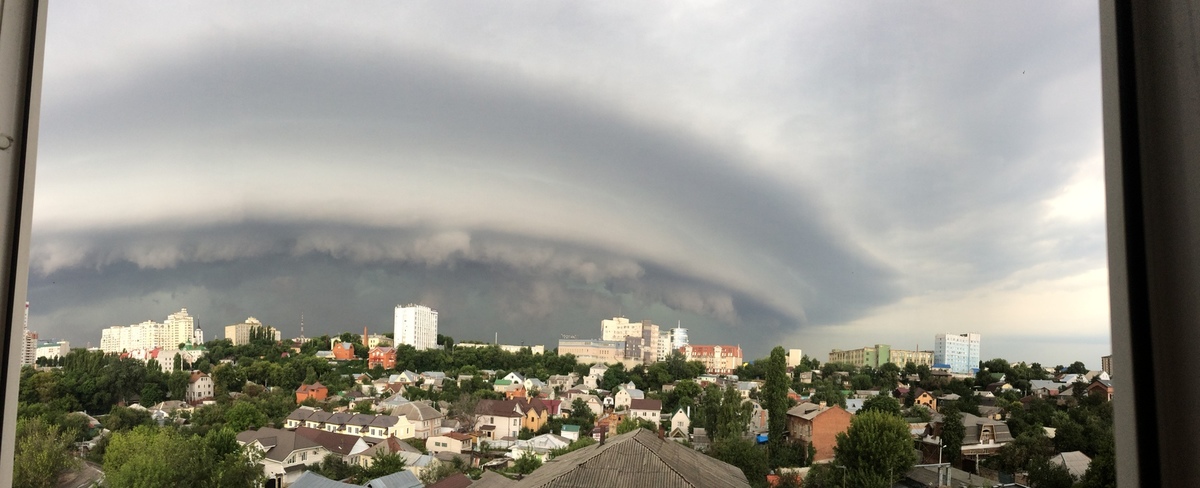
[36,341,70,361]
[395,304,438,351]
[601,317,659,363]
[224,317,281,346]
[99,309,195,353]
[934,333,981,374]
[786,349,804,368]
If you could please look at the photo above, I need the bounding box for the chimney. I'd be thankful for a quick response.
[599,430,607,445]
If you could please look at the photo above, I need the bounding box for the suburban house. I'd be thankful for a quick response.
[786,402,852,462]
[521,398,551,432]
[476,399,526,440]
[547,374,576,390]
[613,384,645,410]
[629,399,663,425]
[920,412,1015,468]
[295,382,328,403]
[367,346,396,370]
[390,402,445,439]
[237,427,334,486]
[508,433,570,462]
[332,341,357,361]
[1087,379,1114,401]
[284,407,414,440]
[561,424,581,441]
[185,371,215,404]
[669,408,691,433]
[427,432,474,455]
[513,429,750,487]
[913,388,938,412]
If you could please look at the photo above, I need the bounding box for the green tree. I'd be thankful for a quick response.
[716,385,751,439]
[831,410,916,488]
[513,450,543,474]
[708,436,769,487]
[226,401,269,432]
[764,347,790,468]
[940,406,965,466]
[1027,458,1076,488]
[356,452,408,481]
[860,395,901,416]
[13,417,79,488]
[104,405,153,432]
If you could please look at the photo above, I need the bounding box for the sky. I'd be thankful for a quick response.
[28,1,1109,367]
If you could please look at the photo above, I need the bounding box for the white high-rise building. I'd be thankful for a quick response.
[99,308,195,353]
[21,302,37,366]
[657,324,690,361]
[934,333,981,374]
[395,304,438,351]
[224,317,281,346]
[602,317,660,363]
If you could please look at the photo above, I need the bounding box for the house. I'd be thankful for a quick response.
[315,350,335,361]
[390,401,445,439]
[368,346,396,370]
[919,412,1014,466]
[236,427,337,485]
[521,398,552,432]
[508,433,570,462]
[348,436,424,472]
[547,374,576,390]
[561,424,581,441]
[513,429,750,487]
[1051,451,1092,479]
[428,432,474,454]
[913,388,937,412]
[588,364,608,378]
[332,341,357,361]
[786,402,852,462]
[745,400,768,433]
[476,399,526,440]
[503,371,526,384]
[524,377,547,393]
[691,427,712,451]
[629,398,662,424]
[1087,379,1114,400]
[296,382,328,403]
[185,371,214,404]
[1030,380,1069,398]
[493,379,527,399]
[613,386,645,410]
[669,408,691,433]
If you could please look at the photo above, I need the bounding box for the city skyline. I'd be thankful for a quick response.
[27,2,1108,366]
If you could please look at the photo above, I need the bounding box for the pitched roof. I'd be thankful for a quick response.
[629,399,663,412]
[364,470,423,488]
[295,426,363,456]
[289,471,360,488]
[393,401,444,421]
[513,428,749,487]
[236,427,324,462]
[426,473,474,488]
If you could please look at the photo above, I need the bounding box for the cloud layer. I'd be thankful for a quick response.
[29,1,1108,363]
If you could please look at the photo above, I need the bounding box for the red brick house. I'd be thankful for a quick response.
[296,382,328,403]
[786,402,852,462]
[367,346,396,370]
[332,342,356,361]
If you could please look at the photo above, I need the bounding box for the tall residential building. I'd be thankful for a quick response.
[224,317,282,346]
[1101,355,1112,376]
[601,317,659,363]
[99,308,196,353]
[657,324,690,361]
[395,304,438,350]
[787,349,804,368]
[21,302,37,366]
[680,344,742,375]
[934,333,982,374]
[828,344,933,369]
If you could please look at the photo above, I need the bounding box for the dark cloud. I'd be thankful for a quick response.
[28,2,1108,363]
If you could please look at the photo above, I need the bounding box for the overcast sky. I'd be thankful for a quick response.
[29,1,1108,367]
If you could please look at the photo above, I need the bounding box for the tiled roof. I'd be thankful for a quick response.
[295,426,362,456]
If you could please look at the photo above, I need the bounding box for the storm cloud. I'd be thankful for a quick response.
[29,1,1108,363]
